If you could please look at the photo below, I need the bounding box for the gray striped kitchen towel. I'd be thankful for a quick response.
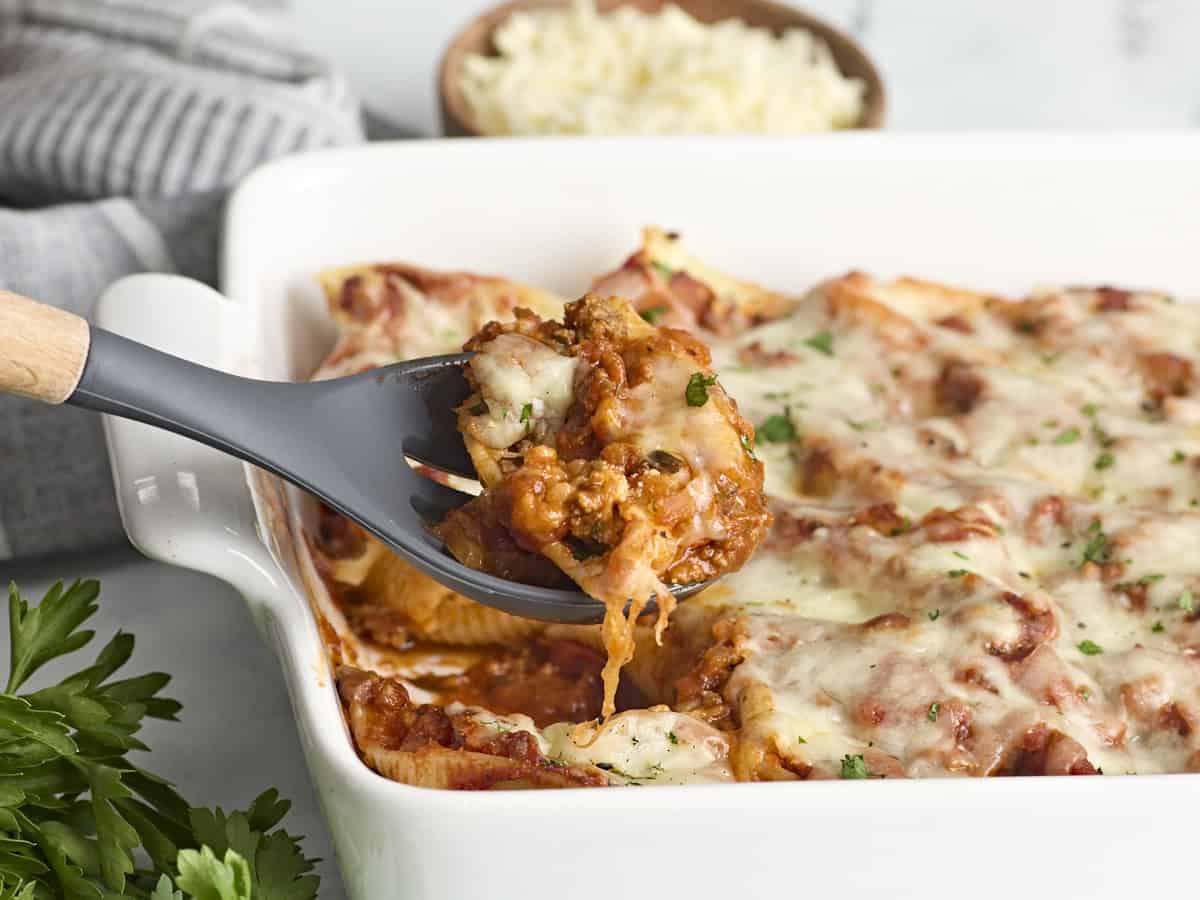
[0,0,364,562]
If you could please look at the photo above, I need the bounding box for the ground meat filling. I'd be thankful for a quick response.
[440,294,771,716]
[418,637,645,728]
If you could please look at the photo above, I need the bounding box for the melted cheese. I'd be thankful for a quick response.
[468,333,580,447]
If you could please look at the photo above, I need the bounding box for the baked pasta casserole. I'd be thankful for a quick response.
[312,228,1200,788]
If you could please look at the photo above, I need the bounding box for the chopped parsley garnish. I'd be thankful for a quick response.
[685,372,719,407]
[566,536,607,561]
[469,401,487,416]
[952,550,969,560]
[840,754,869,779]
[650,261,675,280]
[1152,621,1165,633]
[1139,574,1166,585]
[520,402,533,425]
[1077,639,1104,656]
[803,330,835,356]
[1172,450,1187,464]
[1054,427,1081,445]
[639,305,667,324]
[757,410,797,443]
[797,736,807,744]
[1081,522,1109,565]
[667,731,679,745]
[1178,590,1195,612]
[890,518,913,537]
[1082,403,1099,418]
[928,608,941,621]
[947,569,968,578]
[1094,451,1115,470]
[740,433,756,456]
[928,702,939,722]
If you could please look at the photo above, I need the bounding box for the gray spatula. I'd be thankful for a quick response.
[0,291,709,624]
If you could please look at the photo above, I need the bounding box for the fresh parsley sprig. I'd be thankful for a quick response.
[0,581,319,899]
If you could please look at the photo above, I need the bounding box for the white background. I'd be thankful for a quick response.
[4,2,1200,897]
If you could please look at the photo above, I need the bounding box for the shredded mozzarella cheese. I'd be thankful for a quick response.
[458,0,866,136]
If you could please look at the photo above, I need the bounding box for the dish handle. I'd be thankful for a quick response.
[95,274,284,628]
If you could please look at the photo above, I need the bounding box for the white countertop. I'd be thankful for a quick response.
[5,2,1200,897]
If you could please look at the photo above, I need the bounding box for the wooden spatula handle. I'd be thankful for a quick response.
[0,290,91,403]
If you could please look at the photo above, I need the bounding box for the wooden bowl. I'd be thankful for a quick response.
[438,0,886,137]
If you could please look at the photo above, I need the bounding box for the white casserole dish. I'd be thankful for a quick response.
[97,135,1200,900]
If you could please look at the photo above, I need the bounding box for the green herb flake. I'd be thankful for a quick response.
[797,735,807,744]
[928,608,941,621]
[1081,524,1109,565]
[1082,403,1099,418]
[1138,574,1166,585]
[639,305,667,324]
[1054,427,1081,445]
[1178,590,1195,612]
[519,402,533,425]
[757,411,797,443]
[567,537,607,561]
[947,569,969,578]
[1077,639,1104,656]
[927,702,939,722]
[740,433,756,456]
[667,731,679,745]
[803,330,835,356]
[685,372,719,407]
[1172,450,1187,464]
[840,754,869,780]
[1152,621,1165,633]
[1094,451,1116,470]
[650,261,675,280]
[952,551,969,560]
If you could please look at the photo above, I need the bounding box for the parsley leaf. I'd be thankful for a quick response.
[840,754,869,779]
[519,402,533,425]
[0,582,320,900]
[1139,574,1166,585]
[1077,639,1104,656]
[667,731,679,746]
[1172,450,1187,464]
[1178,590,1195,612]
[7,580,98,693]
[176,846,252,900]
[152,873,186,900]
[947,569,968,578]
[928,702,939,722]
[685,373,718,407]
[639,305,667,324]
[928,609,941,621]
[1152,621,1165,633]
[649,261,675,280]
[1094,451,1115,470]
[757,411,796,443]
[1081,523,1109,565]
[803,331,835,356]
[1053,427,1081,445]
